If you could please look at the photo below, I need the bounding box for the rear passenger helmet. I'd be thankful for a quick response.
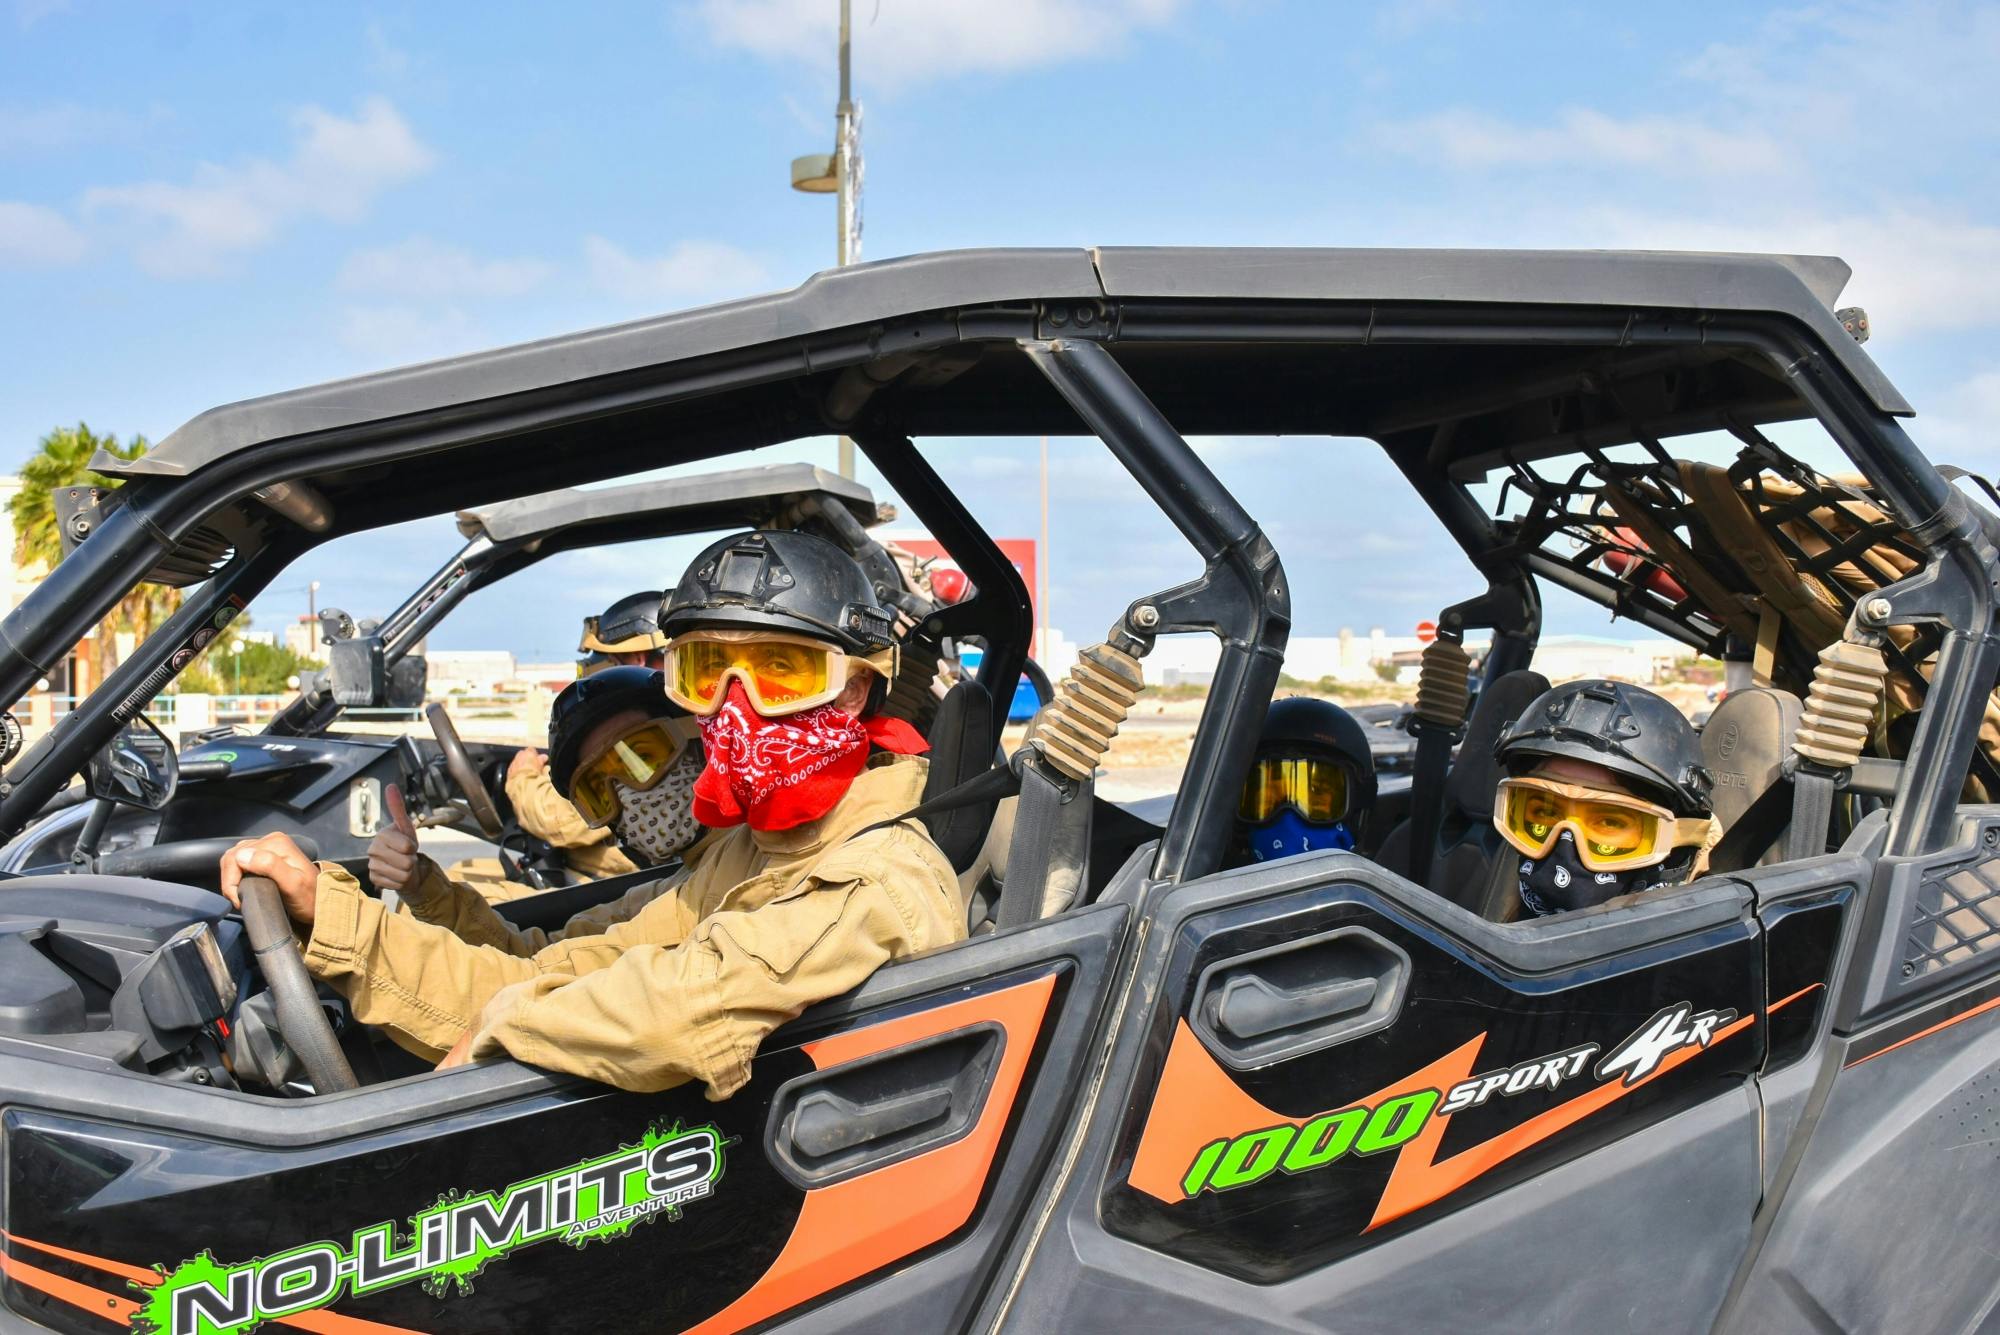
[578,591,669,654]
[1495,679,1711,817]
[547,666,686,798]
[1243,696,1379,833]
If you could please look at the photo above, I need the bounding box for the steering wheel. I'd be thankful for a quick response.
[426,703,504,839]
[236,875,358,1093]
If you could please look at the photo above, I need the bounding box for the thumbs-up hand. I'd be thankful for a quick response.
[368,783,421,893]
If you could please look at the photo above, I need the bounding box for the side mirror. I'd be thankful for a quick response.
[87,716,179,811]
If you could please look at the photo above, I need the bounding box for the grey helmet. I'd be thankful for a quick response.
[660,530,898,658]
[1496,679,1711,816]
[578,591,667,655]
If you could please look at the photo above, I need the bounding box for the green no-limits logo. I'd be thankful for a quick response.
[131,1122,724,1335]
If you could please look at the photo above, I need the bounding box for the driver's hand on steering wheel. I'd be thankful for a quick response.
[218,833,320,925]
[507,747,547,781]
[367,784,422,894]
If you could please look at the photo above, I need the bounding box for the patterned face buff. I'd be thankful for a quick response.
[1517,829,1661,916]
[691,680,929,832]
[611,743,705,864]
[692,681,870,832]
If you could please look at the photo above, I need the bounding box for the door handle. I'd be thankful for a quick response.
[1191,926,1411,1069]
[1211,971,1378,1041]
[790,1085,955,1158]
[768,1023,1004,1189]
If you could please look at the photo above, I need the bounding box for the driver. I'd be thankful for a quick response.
[1233,696,1376,866]
[374,667,704,954]
[218,531,963,1099]
[1492,680,1716,916]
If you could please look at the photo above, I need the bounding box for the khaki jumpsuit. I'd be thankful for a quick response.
[302,754,963,1098]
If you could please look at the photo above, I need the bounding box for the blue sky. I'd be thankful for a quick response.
[5,1,1998,660]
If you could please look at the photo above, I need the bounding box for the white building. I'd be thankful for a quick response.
[426,650,517,694]
[283,617,329,664]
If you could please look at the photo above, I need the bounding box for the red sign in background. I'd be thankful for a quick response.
[895,537,1039,654]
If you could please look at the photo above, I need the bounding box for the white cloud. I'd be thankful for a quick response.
[583,235,769,306]
[1680,3,2000,164]
[1374,0,1472,39]
[336,304,488,366]
[1907,369,2000,474]
[83,97,435,277]
[0,102,143,154]
[14,0,68,28]
[688,0,1184,88]
[338,237,552,299]
[0,201,86,267]
[365,20,411,78]
[1373,107,1790,178]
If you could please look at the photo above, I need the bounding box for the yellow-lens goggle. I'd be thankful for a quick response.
[1493,776,1707,872]
[570,719,690,828]
[1239,755,1350,825]
[663,632,895,717]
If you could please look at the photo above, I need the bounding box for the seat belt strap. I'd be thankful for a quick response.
[997,762,1085,928]
[1406,724,1456,886]
[850,763,1021,843]
[1707,776,1794,874]
[1754,606,1781,689]
[1785,767,1840,862]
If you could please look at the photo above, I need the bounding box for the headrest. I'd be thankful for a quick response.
[1699,687,1803,833]
[1443,669,1552,819]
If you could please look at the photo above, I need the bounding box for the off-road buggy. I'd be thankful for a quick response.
[0,248,1995,1334]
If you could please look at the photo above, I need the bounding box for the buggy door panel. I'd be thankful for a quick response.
[0,906,1125,1335]
[987,854,1767,1333]
[1724,811,2000,1331]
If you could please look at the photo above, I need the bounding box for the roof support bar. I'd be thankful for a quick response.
[1023,336,1290,884]
[855,433,1033,743]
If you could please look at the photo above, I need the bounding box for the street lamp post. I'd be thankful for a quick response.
[230,639,245,697]
[791,0,862,479]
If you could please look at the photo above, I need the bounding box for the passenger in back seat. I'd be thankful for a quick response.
[1233,697,1376,866]
[1493,680,1717,916]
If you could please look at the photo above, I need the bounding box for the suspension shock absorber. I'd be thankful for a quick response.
[1405,633,1473,885]
[1413,637,1474,733]
[1023,636,1146,782]
[1783,636,1891,861]
[1793,638,1891,771]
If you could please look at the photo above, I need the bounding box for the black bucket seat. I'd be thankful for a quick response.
[1378,669,1551,913]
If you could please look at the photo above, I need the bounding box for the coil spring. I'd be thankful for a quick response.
[1412,637,1473,729]
[1793,639,1890,769]
[1024,641,1146,782]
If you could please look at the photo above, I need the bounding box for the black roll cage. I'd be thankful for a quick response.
[1,295,1992,882]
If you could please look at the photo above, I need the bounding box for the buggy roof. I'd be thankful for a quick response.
[88,248,1910,548]
[453,463,882,547]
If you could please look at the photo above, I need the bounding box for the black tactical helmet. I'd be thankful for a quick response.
[661,530,898,657]
[1256,695,1378,822]
[578,591,667,655]
[548,667,684,797]
[1496,680,1710,816]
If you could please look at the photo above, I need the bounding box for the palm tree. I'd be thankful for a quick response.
[9,423,181,691]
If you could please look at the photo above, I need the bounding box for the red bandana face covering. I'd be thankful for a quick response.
[693,681,929,831]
